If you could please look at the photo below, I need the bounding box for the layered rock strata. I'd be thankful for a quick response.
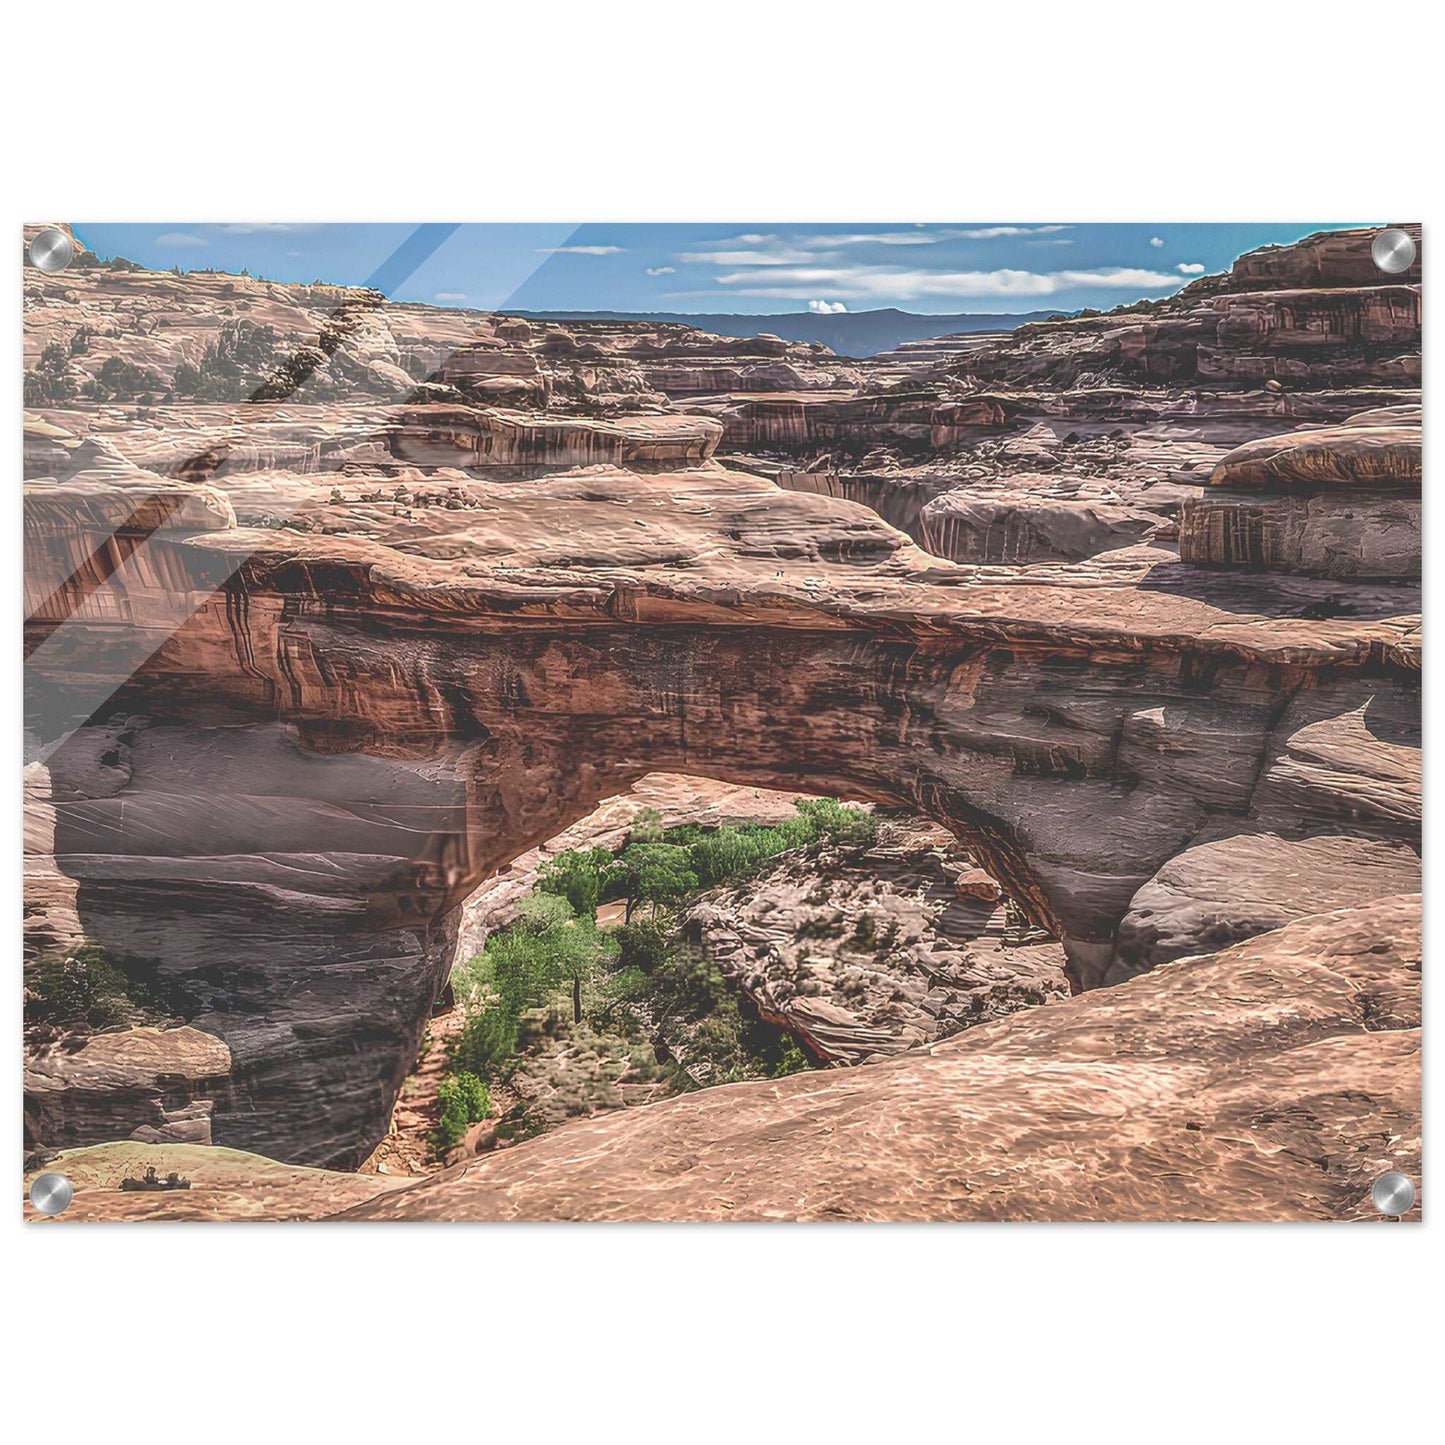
[1179,409,1421,580]
[683,817,1067,1064]
[24,1026,232,1152]
[24,459,1419,1163]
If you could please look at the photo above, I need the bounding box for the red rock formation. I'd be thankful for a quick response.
[25,1026,232,1152]
[337,897,1418,1222]
[22,226,1421,1175]
[682,817,1067,1064]
[30,898,1418,1224]
[25,1140,412,1222]
[1179,411,1421,580]
[23,458,1419,1163]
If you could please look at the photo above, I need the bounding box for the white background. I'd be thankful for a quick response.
[4,2,1439,1439]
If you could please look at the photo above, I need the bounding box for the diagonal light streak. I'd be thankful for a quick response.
[24,221,589,762]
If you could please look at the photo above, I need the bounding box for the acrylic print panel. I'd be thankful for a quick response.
[21,222,1422,1223]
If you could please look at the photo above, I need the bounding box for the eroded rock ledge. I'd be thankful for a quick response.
[27,896,1405,1223]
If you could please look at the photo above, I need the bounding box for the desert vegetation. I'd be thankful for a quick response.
[23,942,170,1040]
[436,800,875,1151]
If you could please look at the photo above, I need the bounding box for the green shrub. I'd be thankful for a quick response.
[172,320,285,401]
[24,341,78,405]
[599,965,652,1008]
[23,943,158,1031]
[795,797,877,847]
[454,1002,523,1077]
[628,807,664,844]
[654,946,735,1020]
[614,917,671,974]
[665,817,810,887]
[433,1070,491,1153]
[660,798,872,891]
[770,1033,812,1078]
[86,355,162,402]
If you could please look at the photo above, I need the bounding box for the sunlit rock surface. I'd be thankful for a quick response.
[24,1141,413,1222]
[352,897,1419,1222]
[683,817,1068,1063]
[24,1026,232,1152]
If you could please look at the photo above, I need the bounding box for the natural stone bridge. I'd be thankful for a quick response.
[24,460,1420,1167]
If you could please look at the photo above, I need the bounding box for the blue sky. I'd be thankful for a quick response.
[72,222,1358,315]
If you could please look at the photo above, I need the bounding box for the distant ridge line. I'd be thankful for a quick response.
[498,306,1069,358]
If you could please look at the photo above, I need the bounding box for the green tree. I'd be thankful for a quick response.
[171,319,285,402]
[451,898,617,1071]
[24,341,76,405]
[610,842,698,922]
[88,355,161,402]
[614,916,671,974]
[537,846,612,919]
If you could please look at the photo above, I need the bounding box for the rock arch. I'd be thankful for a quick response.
[24,465,1420,1167]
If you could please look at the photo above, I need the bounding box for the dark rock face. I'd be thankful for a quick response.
[23,225,1421,1173]
[919,491,1166,564]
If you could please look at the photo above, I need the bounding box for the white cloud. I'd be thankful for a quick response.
[434,291,468,302]
[711,264,1182,302]
[679,245,821,266]
[808,299,848,313]
[1176,262,1206,275]
[805,225,1074,245]
[720,225,1073,256]
[951,225,1071,240]
[800,229,939,248]
[536,244,625,256]
[645,265,676,276]
[156,232,209,247]
[1149,236,1165,248]
[214,223,313,234]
